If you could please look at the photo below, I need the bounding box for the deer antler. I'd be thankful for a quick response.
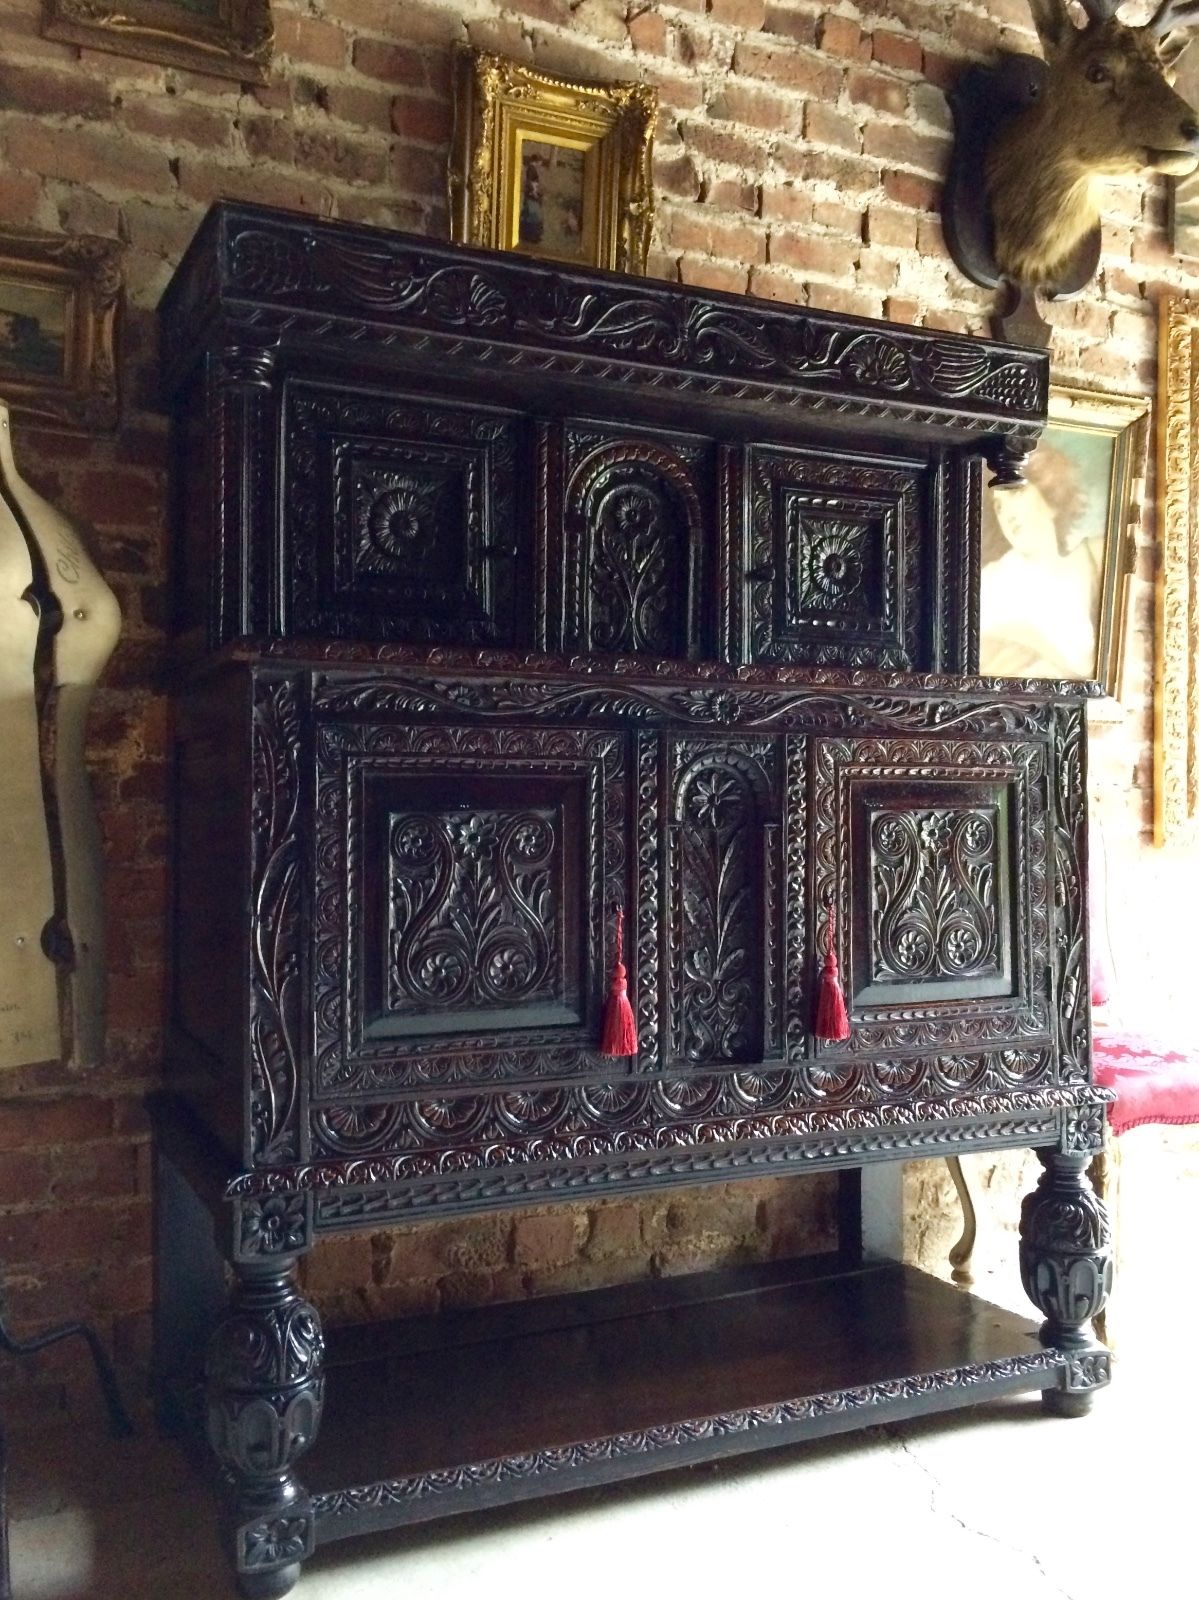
[1146,0,1199,36]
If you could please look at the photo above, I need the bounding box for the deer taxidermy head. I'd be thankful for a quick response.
[945,0,1199,339]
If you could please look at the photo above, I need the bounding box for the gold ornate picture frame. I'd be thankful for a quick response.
[1156,297,1199,847]
[42,0,272,85]
[449,50,657,275]
[979,384,1146,695]
[0,230,123,432]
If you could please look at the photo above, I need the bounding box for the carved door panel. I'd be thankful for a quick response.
[636,733,787,1075]
[280,381,525,644]
[739,445,929,670]
[809,733,1056,1086]
[552,421,715,660]
[305,708,631,1156]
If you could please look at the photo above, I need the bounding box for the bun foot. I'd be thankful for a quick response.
[1041,1387,1093,1419]
[238,1562,303,1599]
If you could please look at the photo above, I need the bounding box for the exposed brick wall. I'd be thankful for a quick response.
[1,0,1195,1420]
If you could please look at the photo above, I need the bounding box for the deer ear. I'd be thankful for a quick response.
[1028,0,1077,57]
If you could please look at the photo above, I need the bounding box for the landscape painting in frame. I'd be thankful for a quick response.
[979,386,1146,695]
[41,0,272,83]
[0,230,123,431]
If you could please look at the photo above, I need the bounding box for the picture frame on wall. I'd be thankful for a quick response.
[1156,296,1199,847]
[979,384,1147,695]
[0,230,123,432]
[41,0,272,85]
[449,49,658,275]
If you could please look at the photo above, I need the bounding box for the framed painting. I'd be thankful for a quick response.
[0,231,123,432]
[41,0,272,84]
[979,384,1147,696]
[449,49,657,275]
[1156,297,1199,847]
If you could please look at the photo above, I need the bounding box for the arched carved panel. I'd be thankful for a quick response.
[561,428,711,659]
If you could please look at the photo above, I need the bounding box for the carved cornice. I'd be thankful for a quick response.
[159,205,1048,446]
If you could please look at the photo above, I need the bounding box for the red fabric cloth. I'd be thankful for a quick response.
[1093,1027,1199,1136]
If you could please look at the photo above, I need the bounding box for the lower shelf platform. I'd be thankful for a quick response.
[308,1256,1064,1546]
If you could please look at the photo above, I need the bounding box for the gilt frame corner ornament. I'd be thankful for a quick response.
[0,228,124,432]
[448,47,657,276]
[1155,295,1199,849]
[41,0,273,85]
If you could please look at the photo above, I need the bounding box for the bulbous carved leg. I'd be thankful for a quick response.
[1019,1150,1113,1418]
[206,1258,325,1598]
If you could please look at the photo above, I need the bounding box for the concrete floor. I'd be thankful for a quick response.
[10,1136,1193,1600]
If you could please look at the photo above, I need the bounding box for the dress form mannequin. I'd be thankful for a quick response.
[0,402,121,1068]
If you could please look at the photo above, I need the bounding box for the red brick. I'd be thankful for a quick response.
[669,211,768,263]
[117,97,231,150]
[747,263,803,301]
[768,231,859,277]
[682,119,770,170]
[804,102,861,153]
[733,40,842,99]
[295,131,389,187]
[351,38,426,86]
[847,67,909,117]
[819,14,864,58]
[0,61,110,118]
[679,255,750,293]
[50,1142,140,1202]
[886,296,923,325]
[872,30,924,72]
[321,82,395,129]
[512,1211,583,1267]
[0,1201,144,1268]
[883,170,941,211]
[176,158,333,214]
[760,184,814,226]
[654,151,702,200]
[775,145,881,193]
[673,20,732,69]
[707,0,766,27]
[857,253,899,290]
[629,8,668,53]
[273,13,348,69]
[763,4,818,46]
[0,1098,112,1153]
[0,1151,51,1208]
[700,176,759,211]
[0,170,41,225]
[709,81,799,131]
[390,94,452,144]
[807,282,884,318]
[813,199,864,239]
[862,121,948,176]
[916,215,945,257]
[866,204,919,249]
[3,123,174,195]
[78,470,163,524]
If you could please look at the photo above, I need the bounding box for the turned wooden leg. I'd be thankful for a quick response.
[206,1256,325,1598]
[944,1156,977,1285]
[1019,1148,1112,1417]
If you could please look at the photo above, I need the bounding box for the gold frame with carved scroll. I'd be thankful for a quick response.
[449,49,657,275]
[0,229,123,432]
[1156,296,1199,847]
[41,0,272,85]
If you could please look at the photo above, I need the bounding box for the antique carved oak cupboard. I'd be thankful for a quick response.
[154,203,1113,1599]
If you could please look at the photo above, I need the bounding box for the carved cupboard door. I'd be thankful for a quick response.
[808,731,1057,1096]
[303,695,631,1165]
[635,732,788,1076]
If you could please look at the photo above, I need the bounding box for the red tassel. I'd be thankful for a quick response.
[599,905,639,1057]
[814,900,851,1042]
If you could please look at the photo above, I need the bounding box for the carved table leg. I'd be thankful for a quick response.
[206,1257,325,1599]
[944,1156,977,1285]
[1019,1149,1112,1418]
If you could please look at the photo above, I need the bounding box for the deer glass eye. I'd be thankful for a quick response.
[1085,63,1111,85]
